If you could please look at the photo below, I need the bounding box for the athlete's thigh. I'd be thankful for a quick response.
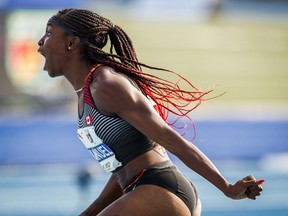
[98,184,191,216]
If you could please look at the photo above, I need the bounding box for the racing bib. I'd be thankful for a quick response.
[77,126,122,172]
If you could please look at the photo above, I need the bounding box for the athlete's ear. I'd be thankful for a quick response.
[67,36,81,51]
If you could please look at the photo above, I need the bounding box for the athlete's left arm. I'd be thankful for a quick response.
[120,89,263,200]
[94,70,263,200]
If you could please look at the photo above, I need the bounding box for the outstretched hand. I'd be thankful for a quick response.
[226,175,264,200]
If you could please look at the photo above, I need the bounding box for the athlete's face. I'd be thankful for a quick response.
[37,21,70,78]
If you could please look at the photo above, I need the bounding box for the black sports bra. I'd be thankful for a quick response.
[77,66,154,172]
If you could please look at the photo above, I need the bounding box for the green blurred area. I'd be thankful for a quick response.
[112,18,288,103]
[0,8,287,116]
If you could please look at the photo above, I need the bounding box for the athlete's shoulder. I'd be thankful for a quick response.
[89,65,136,113]
[91,65,129,89]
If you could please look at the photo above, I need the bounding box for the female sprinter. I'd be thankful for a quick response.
[37,8,263,216]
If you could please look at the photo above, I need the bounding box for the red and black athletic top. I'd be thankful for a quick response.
[78,66,154,172]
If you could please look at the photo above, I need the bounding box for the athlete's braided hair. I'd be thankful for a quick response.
[53,8,216,138]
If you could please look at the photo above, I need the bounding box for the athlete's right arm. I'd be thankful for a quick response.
[79,174,123,216]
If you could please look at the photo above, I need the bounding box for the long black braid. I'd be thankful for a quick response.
[53,8,216,138]
[54,9,141,70]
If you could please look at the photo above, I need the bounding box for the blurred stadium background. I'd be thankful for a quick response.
[0,0,288,215]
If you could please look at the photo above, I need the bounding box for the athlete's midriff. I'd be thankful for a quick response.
[113,145,170,189]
